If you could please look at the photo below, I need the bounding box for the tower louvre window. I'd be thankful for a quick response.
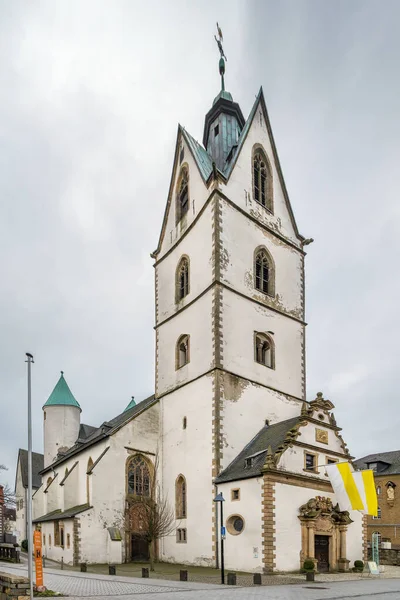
[254,247,275,296]
[176,167,189,223]
[176,334,190,369]
[176,256,189,302]
[254,332,274,369]
[253,148,273,212]
[175,475,187,518]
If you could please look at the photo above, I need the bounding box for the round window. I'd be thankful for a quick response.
[226,514,245,536]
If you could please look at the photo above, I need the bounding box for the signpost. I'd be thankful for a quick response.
[33,530,43,588]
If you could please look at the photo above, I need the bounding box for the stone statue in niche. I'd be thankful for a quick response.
[387,483,395,501]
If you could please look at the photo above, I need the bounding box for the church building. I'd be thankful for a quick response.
[16,42,364,573]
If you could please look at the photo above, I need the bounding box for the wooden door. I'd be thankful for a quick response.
[315,535,330,572]
[131,534,149,561]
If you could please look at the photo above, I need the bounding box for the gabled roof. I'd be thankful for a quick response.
[152,86,304,258]
[16,449,44,489]
[78,423,97,440]
[43,372,81,410]
[40,394,157,474]
[355,451,400,476]
[215,417,302,484]
[33,503,90,523]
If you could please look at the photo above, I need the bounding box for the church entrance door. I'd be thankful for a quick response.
[315,535,330,572]
[131,534,149,561]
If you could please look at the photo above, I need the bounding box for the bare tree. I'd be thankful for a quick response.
[134,453,175,571]
[0,464,16,507]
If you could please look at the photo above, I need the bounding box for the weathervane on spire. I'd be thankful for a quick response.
[214,22,227,91]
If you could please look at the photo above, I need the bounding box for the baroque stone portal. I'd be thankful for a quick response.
[298,496,353,572]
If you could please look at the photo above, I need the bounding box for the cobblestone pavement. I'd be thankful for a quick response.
[3,562,400,599]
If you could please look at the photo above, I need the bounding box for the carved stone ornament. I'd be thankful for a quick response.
[309,392,335,413]
[315,517,334,533]
[316,428,328,444]
[298,495,353,525]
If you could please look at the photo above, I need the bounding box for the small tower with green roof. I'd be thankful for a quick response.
[43,371,81,468]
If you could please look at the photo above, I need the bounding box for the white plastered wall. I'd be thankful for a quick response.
[220,199,303,320]
[157,135,211,260]
[222,95,301,247]
[43,405,81,468]
[156,201,213,324]
[274,483,363,571]
[160,376,214,566]
[41,519,74,565]
[156,292,214,396]
[218,478,263,572]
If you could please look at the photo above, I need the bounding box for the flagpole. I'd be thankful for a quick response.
[26,353,34,600]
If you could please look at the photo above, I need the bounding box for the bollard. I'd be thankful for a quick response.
[227,572,236,586]
[61,557,64,570]
[80,563,87,572]
[180,570,188,581]
[253,573,262,585]
[142,567,149,578]
[109,565,116,575]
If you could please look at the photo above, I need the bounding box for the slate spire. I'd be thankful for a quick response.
[204,24,245,171]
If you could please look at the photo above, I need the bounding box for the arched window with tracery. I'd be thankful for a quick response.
[253,148,272,211]
[176,256,189,302]
[176,334,190,369]
[254,247,275,296]
[176,167,189,223]
[127,455,151,497]
[255,332,275,369]
[175,475,187,518]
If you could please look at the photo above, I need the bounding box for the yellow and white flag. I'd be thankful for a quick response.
[325,462,377,516]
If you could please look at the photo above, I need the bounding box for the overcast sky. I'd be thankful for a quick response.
[1,0,399,488]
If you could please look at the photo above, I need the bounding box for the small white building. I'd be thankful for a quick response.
[16,57,364,572]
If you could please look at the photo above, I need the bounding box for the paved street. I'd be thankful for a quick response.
[2,563,400,599]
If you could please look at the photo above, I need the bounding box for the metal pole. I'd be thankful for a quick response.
[26,353,34,600]
[220,500,224,585]
[214,487,219,570]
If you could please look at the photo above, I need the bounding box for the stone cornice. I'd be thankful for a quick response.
[263,468,333,492]
[153,189,305,267]
[155,280,306,329]
[293,440,354,460]
[156,366,304,403]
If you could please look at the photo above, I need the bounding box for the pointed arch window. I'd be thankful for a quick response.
[253,149,273,212]
[127,455,151,497]
[176,256,189,302]
[254,332,274,369]
[176,335,190,369]
[176,167,189,223]
[87,457,94,504]
[176,475,187,518]
[254,247,275,296]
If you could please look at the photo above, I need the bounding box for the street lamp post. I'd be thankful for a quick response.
[213,492,225,585]
[26,353,34,600]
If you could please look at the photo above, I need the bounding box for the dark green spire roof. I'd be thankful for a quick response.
[124,397,136,412]
[43,372,81,411]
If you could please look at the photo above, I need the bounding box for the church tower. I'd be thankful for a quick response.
[43,372,81,468]
[152,33,306,565]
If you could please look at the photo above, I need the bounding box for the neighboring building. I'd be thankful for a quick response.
[14,449,44,542]
[16,49,364,573]
[355,451,400,549]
